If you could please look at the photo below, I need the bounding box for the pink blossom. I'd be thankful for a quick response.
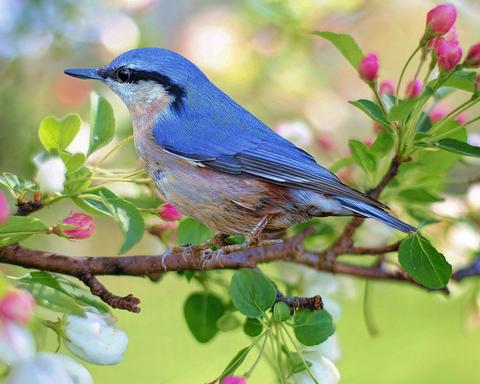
[317,135,334,152]
[363,139,373,147]
[464,43,480,68]
[0,290,36,325]
[426,3,457,36]
[373,122,384,133]
[429,105,448,122]
[434,38,462,71]
[159,203,182,222]
[378,80,395,96]
[62,213,96,239]
[405,79,422,98]
[221,376,247,384]
[359,53,379,82]
[0,191,9,224]
[455,113,468,125]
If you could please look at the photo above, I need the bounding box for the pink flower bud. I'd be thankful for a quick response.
[405,79,422,98]
[158,203,182,222]
[455,113,468,125]
[0,191,9,224]
[434,38,462,71]
[0,290,36,325]
[317,135,334,152]
[426,3,457,36]
[429,104,448,122]
[62,213,95,239]
[363,139,373,147]
[221,376,247,384]
[464,43,480,68]
[359,53,379,82]
[378,80,395,96]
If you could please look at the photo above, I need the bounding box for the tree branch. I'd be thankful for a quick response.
[0,156,473,313]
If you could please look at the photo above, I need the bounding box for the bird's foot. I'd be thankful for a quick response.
[200,247,224,270]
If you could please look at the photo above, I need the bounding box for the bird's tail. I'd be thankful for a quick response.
[334,196,416,233]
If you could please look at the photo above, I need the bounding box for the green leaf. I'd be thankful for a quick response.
[349,99,390,129]
[0,173,37,196]
[441,70,477,93]
[387,98,418,122]
[14,272,109,313]
[243,317,263,337]
[371,131,394,158]
[349,139,376,173]
[273,302,291,322]
[398,188,443,203]
[89,94,115,155]
[328,157,353,173]
[219,347,251,381]
[230,269,276,318]
[184,292,225,343]
[62,152,86,174]
[0,217,49,247]
[74,188,118,216]
[177,218,214,245]
[313,31,364,69]
[416,112,433,133]
[63,167,92,195]
[38,114,81,152]
[100,196,145,254]
[398,233,452,289]
[293,309,335,346]
[25,284,85,316]
[216,312,241,332]
[433,138,480,158]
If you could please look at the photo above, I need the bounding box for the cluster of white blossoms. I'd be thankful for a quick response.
[1,300,128,384]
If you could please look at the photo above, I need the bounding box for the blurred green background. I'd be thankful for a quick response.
[1,0,480,382]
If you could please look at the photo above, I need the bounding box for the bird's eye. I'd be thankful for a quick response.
[115,68,132,83]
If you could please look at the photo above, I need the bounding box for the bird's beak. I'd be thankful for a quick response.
[64,68,104,80]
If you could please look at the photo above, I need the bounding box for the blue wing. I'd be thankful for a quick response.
[152,90,385,209]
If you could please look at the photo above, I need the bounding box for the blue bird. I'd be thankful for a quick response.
[65,48,415,245]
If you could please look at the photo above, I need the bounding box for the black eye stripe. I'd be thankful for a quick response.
[103,68,186,112]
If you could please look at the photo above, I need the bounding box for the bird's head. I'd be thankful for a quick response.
[65,48,207,116]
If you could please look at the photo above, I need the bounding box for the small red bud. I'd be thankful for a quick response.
[0,289,36,325]
[317,135,335,152]
[0,191,9,224]
[429,104,448,122]
[426,3,457,36]
[158,203,182,222]
[221,376,247,384]
[359,53,379,83]
[378,80,395,96]
[455,113,468,125]
[62,212,96,239]
[434,38,462,71]
[464,43,480,68]
[406,79,422,99]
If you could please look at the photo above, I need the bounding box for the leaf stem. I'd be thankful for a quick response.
[395,45,422,104]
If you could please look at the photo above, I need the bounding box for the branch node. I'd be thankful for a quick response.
[80,272,141,313]
[276,291,323,311]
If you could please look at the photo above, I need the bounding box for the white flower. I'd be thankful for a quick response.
[431,196,467,218]
[293,356,340,384]
[274,120,313,147]
[0,322,35,364]
[467,184,480,210]
[64,309,128,365]
[35,157,67,194]
[301,335,341,362]
[6,353,92,384]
